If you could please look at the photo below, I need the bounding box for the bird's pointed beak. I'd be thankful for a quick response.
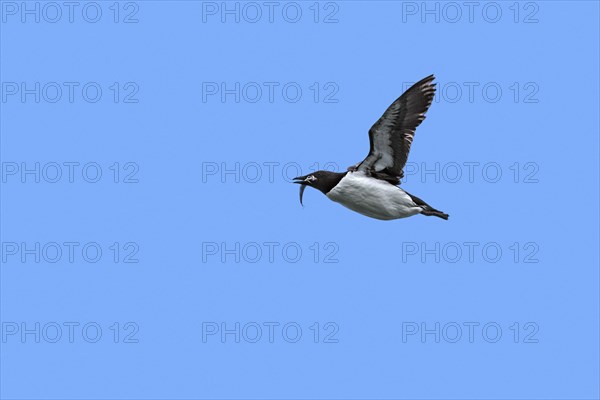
[293,175,309,206]
[293,175,308,183]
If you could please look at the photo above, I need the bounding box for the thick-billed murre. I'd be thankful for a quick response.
[294,74,448,221]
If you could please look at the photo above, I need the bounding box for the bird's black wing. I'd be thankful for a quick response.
[350,75,436,185]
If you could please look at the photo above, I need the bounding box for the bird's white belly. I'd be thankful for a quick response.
[326,172,422,220]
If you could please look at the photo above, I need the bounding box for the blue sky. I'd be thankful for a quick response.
[1,1,599,399]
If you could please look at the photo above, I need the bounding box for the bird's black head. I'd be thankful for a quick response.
[293,170,347,205]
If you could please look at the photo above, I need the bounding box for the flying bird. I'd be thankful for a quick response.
[294,74,448,221]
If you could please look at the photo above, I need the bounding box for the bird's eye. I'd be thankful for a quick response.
[305,175,317,182]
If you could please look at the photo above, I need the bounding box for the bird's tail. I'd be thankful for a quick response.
[405,191,449,220]
[420,207,449,220]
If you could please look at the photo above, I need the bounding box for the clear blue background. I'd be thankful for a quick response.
[1,1,599,399]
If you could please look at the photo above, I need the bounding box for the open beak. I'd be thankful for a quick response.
[293,175,308,206]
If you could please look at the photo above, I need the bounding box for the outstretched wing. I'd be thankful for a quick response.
[350,75,436,185]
